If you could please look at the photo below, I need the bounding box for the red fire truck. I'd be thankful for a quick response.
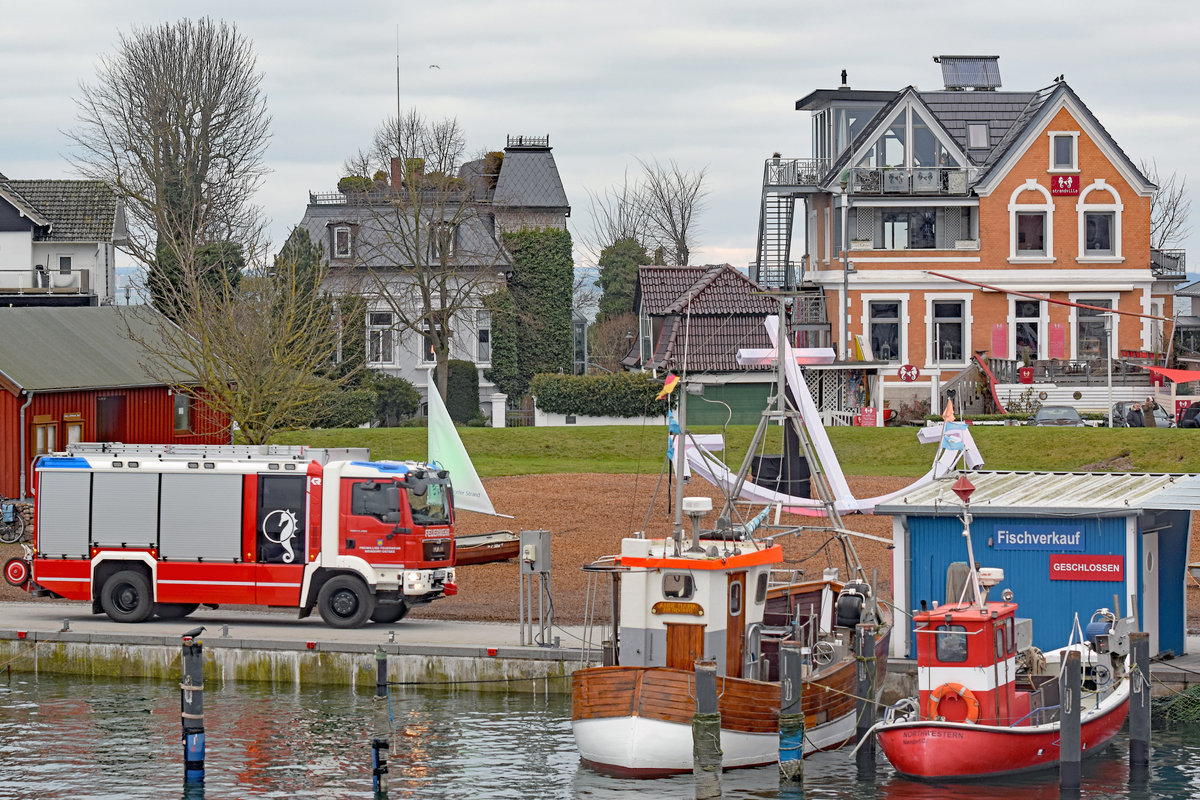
[5,444,457,628]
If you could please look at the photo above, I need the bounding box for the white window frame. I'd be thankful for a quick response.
[428,222,457,263]
[1067,293,1119,361]
[1076,179,1124,263]
[1008,180,1054,263]
[367,310,395,366]
[476,309,491,365]
[173,392,192,433]
[1047,131,1080,173]
[1009,297,1048,362]
[333,226,353,259]
[925,294,972,368]
[967,123,989,149]
[57,254,73,275]
[860,293,909,366]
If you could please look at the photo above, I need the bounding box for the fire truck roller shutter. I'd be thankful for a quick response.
[159,474,243,560]
[36,471,92,559]
[92,473,159,548]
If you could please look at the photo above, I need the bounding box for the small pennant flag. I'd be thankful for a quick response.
[942,400,956,423]
[941,421,968,451]
[656,373,680,400]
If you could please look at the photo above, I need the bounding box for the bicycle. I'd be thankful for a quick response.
[0,497,26,544]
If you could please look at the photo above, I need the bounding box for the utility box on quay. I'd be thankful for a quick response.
[879,471,1200,660]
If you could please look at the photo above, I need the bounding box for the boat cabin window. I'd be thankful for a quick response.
[1004,617,1015,654]
[729,582,743,616]
[663,573,694,599]
[995,627,1006,659]
[935,624,968,662]
[755,572,768,604]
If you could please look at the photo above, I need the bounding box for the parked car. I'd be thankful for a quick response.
[1178,402,1200,428]
[1110,401,1175,428]
[1031,406,1085,427]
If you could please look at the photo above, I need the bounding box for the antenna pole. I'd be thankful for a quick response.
[395,26,401,153]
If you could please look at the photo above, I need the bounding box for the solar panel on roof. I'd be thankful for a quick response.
[935,55,1001,89]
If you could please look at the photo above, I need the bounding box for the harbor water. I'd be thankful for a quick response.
[2,674,1199,799]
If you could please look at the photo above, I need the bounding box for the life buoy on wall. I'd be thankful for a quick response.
[927,682,980,723]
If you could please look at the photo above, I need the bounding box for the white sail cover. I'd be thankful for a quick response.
[678,316,983,516]
[426,386,500,516]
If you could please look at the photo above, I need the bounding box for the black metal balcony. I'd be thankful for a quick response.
[1151,249,1186,279]
[763,158,830,189]
[848,167,973,196]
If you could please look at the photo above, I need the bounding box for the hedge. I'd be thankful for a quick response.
[531,372,669,418]
[446,359,480,423]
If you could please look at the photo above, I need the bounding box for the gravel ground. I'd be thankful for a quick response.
[4,473,1200,630]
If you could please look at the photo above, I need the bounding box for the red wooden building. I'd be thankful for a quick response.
[0,307,231,498]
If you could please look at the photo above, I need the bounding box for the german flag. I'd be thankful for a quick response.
[656,373,680,400]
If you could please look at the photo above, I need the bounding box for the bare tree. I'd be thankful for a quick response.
[343,108,467,179]
[127,227,355,444]
[67,17,271,312]
[355,170,505,401]
[637,158,708,266]
[588,312,638,373]
[578,169,649,265]
[1142,159,1192,250]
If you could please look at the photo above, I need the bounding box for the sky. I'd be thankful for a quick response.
[2,0,1197,279]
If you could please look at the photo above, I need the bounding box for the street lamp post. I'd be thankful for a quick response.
[1105,313,1114,428]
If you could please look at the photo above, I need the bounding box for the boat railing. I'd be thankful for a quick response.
[579,555,627,665]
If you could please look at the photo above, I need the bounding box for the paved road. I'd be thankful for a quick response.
[0,600,592,660]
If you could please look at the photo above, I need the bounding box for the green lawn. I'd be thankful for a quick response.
[273,424,1200,477]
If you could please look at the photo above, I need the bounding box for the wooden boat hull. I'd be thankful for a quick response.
[876,678,1130,780]
[454,531,519,566]
[571,628,888,778]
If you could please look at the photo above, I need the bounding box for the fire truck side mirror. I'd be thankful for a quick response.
[381,512,402,524]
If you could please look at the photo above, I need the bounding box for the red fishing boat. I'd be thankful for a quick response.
[874,485,1133,780]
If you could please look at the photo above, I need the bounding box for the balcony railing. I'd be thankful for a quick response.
[1151,249,1186,279]
[849,167,974,196]
[0,268,91,295]
[763,158,830,188]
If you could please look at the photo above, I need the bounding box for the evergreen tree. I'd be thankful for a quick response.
[595,237,647,322]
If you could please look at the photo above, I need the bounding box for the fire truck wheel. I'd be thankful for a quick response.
[100,570,154,623]
[4,557,29,587]
[154,603,200,619]
[370,601,409,624]
[317,575,376,628]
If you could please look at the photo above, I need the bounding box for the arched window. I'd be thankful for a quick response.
[1008,180,1054,262]
[1076,180,1123,261]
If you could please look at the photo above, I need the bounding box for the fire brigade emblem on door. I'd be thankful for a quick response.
[262,509,299,563]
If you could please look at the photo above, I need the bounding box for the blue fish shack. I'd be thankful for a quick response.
[877,471,1200,661]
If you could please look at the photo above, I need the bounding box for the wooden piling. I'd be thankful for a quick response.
[854,623,877,780]
[375,648,388,699]
[372,737,390,796]
[778,641,805,783]
[180,632,206,784]
[692,658,722,800]
[1129,632,1150,771]
[1060,648,1082,791]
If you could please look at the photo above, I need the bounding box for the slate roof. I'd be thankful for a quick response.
[0,306,193,393]
[917,90,1036,161]
[491,143,570,211]
[635,264,775,373]
[1,179,121,241]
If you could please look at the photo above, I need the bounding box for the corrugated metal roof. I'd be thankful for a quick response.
[0,306,191,392]
[876,471,1200,517]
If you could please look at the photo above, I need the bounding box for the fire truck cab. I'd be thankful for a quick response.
[21,444,457,628]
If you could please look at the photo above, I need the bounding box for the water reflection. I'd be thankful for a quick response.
[1,675,1199,799]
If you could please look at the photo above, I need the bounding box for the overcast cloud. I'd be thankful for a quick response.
[2,1,1196,275]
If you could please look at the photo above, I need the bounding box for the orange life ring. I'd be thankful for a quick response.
[927,682,980,723]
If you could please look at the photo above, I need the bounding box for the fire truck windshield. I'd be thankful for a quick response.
[407,482,450,526]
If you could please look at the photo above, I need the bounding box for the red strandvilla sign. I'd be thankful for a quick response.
[1050,174,1080,195]
[1049,553,1124,581]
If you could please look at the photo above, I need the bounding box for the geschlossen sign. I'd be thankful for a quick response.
[994,523,1085,551]
[1049,554,1125,582]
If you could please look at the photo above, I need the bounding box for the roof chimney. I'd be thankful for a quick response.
[840,69,849,88]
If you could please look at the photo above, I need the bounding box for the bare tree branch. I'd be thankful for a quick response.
[1142,159,1192,250]
[636,157,708,266]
